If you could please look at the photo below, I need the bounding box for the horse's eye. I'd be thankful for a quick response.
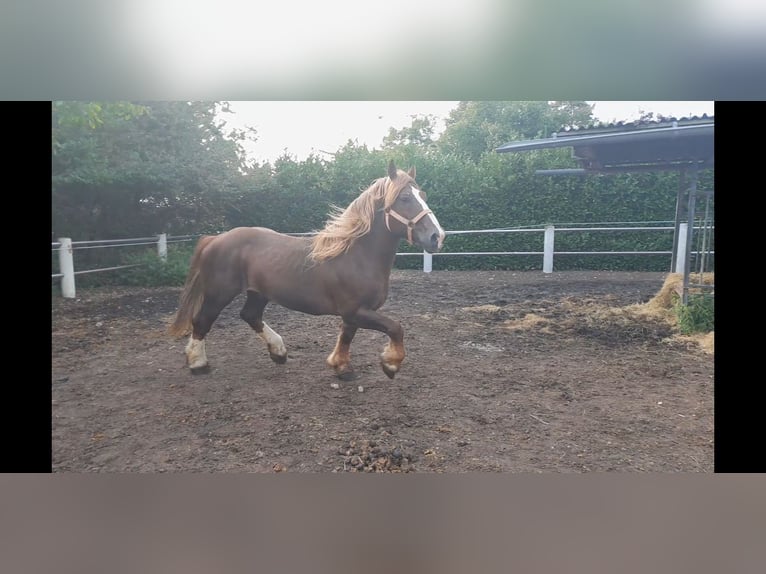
[400,194,413,202]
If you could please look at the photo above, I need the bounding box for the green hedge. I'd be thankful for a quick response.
[232,148,713,272]
[56,146,714,284]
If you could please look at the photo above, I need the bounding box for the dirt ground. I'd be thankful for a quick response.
[51,270,714,472]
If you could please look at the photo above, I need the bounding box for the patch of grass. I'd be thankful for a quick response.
[675,293,714,334]
[113,246,194,287]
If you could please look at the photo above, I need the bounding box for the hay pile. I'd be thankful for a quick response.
[461,304,504,315]
[504,313,550,331]
[462,273,713,355]
[511,273,713,354]
[643,272,714,315]
[696,331,715,355]
[629,272,714,354]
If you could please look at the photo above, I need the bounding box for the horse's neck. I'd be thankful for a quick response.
[347,213,400,273]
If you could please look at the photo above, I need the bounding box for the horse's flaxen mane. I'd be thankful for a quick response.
[309,171,413,262]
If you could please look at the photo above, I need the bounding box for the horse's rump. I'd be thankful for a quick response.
[167,234,217,336]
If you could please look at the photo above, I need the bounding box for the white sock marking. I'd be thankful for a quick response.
[259,322,287,357]
[186,336,208,369]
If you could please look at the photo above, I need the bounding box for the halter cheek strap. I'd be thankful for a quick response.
[384,207,432,245]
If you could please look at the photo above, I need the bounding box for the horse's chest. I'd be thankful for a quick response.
[333,281,388,313]
[361,282,389,310]
[368,291,387,310]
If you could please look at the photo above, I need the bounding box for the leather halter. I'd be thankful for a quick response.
[384,205,432,245]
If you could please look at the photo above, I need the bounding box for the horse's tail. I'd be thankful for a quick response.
[167,234,217,337]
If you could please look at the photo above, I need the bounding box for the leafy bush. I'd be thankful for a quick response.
[113,245,195,287]
[675,293,714,334]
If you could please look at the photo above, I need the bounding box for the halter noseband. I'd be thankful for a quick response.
[384,206,432,245]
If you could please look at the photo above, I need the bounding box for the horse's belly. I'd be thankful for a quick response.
[258,272,337,315]
[271,292,337,316]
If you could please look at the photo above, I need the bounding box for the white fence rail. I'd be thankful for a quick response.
[52,225,714,298]
[52,233,198,298]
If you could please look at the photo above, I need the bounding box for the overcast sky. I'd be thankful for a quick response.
[221,101,715,164]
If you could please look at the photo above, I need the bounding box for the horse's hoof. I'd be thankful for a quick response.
[381,363,398,379]
[333,362,357,381]
[270,353,288,365]
[190,364,210,375]
[337,369,358,382]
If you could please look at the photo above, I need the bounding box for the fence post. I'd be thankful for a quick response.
[423,250,432,273]
[674,223,687,274]
[543,225,555,273]
[158,233,167,262]
[58,237,75,298]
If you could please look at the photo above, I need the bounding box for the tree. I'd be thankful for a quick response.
[381,114,438,148]
[437,101,594,161]
[52,101,148,149]
[52,101,255,238]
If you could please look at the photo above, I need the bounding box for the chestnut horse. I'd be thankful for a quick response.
[168,161,445,380]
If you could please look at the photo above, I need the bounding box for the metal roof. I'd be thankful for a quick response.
[495,115,715,305]
[495,115,714,174]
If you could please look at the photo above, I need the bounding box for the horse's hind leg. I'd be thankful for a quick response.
[326,321,358,380]
[186,292,237,372]
[240,291,288,364]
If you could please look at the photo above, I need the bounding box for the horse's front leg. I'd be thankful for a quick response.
[327,321,359,380]
[345,308,405,379]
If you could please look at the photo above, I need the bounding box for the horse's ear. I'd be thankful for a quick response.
[388,160,397,180]
[407,166,416,179]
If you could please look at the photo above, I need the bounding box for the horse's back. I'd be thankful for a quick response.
[206,227,305,252]
[199,226,311,290]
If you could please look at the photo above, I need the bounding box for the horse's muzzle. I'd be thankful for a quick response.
[426,232,445,253]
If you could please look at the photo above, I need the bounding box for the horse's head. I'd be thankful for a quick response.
[384,160,446,253]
